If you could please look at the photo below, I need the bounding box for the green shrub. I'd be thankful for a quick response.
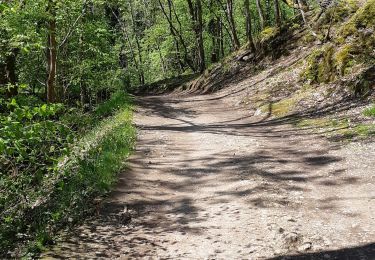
[0,92,135,257]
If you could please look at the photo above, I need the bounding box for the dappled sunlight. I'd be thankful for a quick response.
[44,94,375,259]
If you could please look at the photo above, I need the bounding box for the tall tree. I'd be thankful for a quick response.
[225,0,240,50]
[187,0,206,72]
[158,0,196,71]
[274,0,281,27]
[255,0,265,30]
[0,51,18,98]
[244,0,256,52]
[46,0,57,103]
[129,0,145,85]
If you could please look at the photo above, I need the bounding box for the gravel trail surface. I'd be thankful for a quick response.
[43,94,375,259]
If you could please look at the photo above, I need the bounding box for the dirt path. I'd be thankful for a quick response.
[44,94,375,259]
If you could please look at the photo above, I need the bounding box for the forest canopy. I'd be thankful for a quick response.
[0,0,301,105]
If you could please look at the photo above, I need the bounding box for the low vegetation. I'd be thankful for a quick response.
[363,105,375,117]
[0,92,135,257]
[302,0,375,88]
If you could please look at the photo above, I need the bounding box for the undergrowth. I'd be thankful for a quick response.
[301,0,375,87]
[0,92,135,258]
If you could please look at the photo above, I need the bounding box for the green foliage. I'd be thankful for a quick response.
[260,27,279,43]
[363,105,375,117]
[317,45,335,83]
[301,0,374,86]
[338,0,375,63]
[339,124,375,140]
[334,44,355,76]
[0,92,135,257]
[2,0,372,256]
[340,0,375,37]
[301,47,324,83]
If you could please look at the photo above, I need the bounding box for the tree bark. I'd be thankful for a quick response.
[226,0,240,50]
[274,0,281,27]
[0,50,19,98]
[255,0,265,30]
[129,0,145,85]
[208,18,221,63]
[187,0,206,73]
[79,3,89,109]
[196,0,205,72]
[46,0,57,103]
[158,0,196,71]
[244,0,256,52]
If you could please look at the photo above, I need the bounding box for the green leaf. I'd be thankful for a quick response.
[10,98,18,107]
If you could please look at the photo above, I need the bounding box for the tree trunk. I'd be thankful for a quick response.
[226,0,240,50]
[244,0,256,52]
[187,0,206,73]
[205,0,233,51]
[46,0,57,103]
[208,18,221,63]
[196,0,205,72]
[0,50,19,98]
[158,0,196,71]
[156,43,167,76]
[255,0,265,30]
[265,0,271,26]
[220,20,225,57]
[129,0,145,85]
[274,0,281,27]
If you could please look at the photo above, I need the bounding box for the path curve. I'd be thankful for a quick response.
[43,94,375,259]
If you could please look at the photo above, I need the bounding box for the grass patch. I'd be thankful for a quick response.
[260,89,312,117]
[339,123,375,140]
[269,98,297,117]
[294,118,349,129]
[363,105,375,117]
[294,116,375,141]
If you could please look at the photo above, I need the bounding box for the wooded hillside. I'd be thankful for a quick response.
[0,0,374,257]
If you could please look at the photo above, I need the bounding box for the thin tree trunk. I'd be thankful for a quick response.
[109,7,143,85]
[46,0,57,103]
[129,0,145,85]
[156,43,167,76]
[226,0,240,50]
[1,50,19,98]
[215,0,239,50]
[220,20,225,57]
[187,0,206,73]
[244,0,256,52]
[158,0,196,71]
[209,18,221,63]
[203,0,233,50]
[79,4,88,109]
[274,0,281,27]
[297,0,307,24]
[255,0,265,30]
[196,0,205,72]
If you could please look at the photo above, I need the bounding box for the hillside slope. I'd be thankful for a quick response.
[165,0,375,141]
[40,1,375,258]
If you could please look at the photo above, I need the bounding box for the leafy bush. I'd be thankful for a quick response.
[0,99,74,255]
[0,92,135,257]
